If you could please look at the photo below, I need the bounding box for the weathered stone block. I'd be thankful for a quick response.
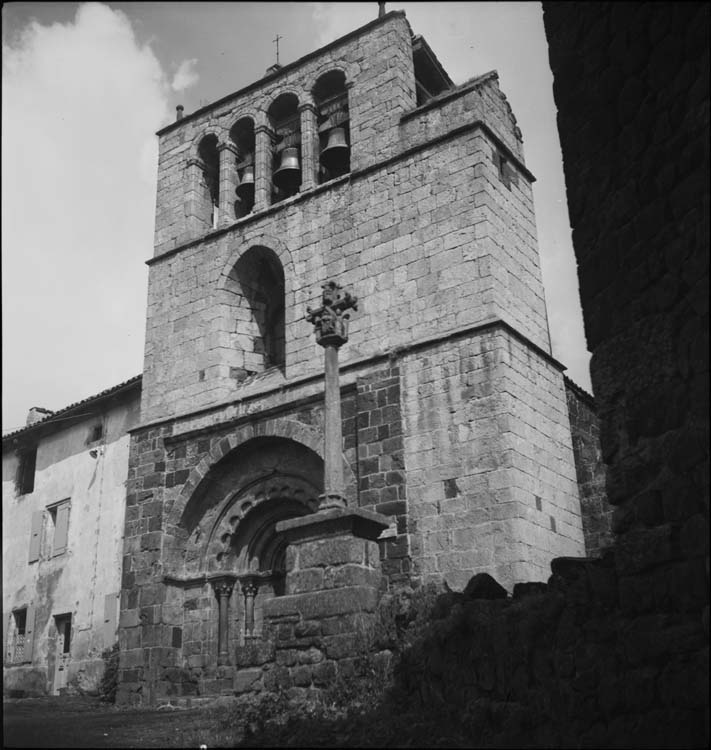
[234,668,262,694]
[287,568,325,593]
[264,585,379,622]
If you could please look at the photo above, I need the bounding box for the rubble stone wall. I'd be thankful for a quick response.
[565,378,612,558]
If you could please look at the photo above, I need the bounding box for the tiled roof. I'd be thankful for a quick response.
[2,375,142,443]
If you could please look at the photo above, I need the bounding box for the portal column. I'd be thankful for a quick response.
[240,576,259,639]
[209,574,237,666]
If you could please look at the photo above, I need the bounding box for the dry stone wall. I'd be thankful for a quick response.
[393,558,707,748]
[541,1,708,745]
[565,378,612,558]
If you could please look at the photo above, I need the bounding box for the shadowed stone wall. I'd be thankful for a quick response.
[565,377,612,558]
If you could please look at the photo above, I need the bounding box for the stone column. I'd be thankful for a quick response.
[240,576,259,639]
[209,575,236,666]
[254,125,274,212]
[262,280,391,694]
[299,102,319,191]
[306,281,358,509]
[217,142,239,227]
[184,157,207,238]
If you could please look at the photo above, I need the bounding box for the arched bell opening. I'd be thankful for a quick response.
[268,93,301,202]
[230,117,255,218]
[313,70,350,183]
[197,134,220,229]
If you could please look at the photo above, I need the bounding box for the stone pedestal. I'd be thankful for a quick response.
[262,507,389,695]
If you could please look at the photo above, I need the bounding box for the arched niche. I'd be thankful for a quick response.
[225,245,286,374]
[313,70,350,182]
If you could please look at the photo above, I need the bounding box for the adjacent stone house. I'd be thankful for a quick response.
[2,378,141,696]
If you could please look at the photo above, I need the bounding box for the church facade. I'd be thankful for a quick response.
[118,11,587,704]
[3,10,609,702]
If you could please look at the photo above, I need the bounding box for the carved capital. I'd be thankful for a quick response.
[298,102,317,115]
[186,157,207,171]
[209,574,237,599]
[254,124,275,140]
[306,280,358,348]
[240,576,259,599]
[217,141,240,156]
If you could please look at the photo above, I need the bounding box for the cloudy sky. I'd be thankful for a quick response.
[2,1,591,434]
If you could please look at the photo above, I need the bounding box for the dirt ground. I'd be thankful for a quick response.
[2,694,232,749]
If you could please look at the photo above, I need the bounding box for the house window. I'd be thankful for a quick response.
[48,500,71,556]
[88,423,103,443]
[16,447,37,495]
[11,609,27,662]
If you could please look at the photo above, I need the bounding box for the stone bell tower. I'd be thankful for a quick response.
[117,10,585,705]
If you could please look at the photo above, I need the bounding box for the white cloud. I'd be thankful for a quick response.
[171,58,199,92]
[1,2,197,431]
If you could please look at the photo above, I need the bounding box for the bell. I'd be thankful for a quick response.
[235,165,254,201]
[321,127,349,173]
[273,147,301,191]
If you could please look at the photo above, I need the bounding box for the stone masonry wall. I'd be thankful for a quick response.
[118,360,410,703]
[354,365,409,586]
[565,377,612,558]
[153,13,416,254]
[142,122,546,425]
[401,327,584,592]
[142,14,545,426]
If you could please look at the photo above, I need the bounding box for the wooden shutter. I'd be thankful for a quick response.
[28,510,43,563]
[24,603,36,662]
[103,593,118,646]
[53,504,70,555]
[3,613,10,662]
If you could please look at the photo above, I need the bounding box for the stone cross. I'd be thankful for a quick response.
[306,280,358,509]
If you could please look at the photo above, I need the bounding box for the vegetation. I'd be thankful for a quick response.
[98,642,119,703]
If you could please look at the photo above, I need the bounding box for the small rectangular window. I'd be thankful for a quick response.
[493,149,518,190]
[16,447,37,495]
[88,424,103,443]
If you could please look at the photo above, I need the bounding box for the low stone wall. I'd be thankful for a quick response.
[393,560,708,748]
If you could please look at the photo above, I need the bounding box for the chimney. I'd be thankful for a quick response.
[26,407,53,426]
[264,63,282,77]
[176,105,184,121]
[378,2,386,18]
